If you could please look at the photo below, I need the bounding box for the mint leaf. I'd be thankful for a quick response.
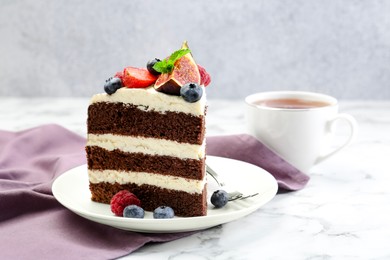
[166,62,174,72]
[153,60,170,73]
[153,48,191,74]
[168,49,190,63]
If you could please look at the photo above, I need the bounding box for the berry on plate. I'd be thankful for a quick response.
[211,190,229,208]
[110,190,141,216]
[153,206,175,219]
[123,205,145,219]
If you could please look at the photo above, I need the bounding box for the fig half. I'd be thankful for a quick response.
[154,43,201,96]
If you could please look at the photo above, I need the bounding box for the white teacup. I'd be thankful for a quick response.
[245,91,357,173]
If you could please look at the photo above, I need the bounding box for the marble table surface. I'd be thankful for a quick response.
[1,98,389,259]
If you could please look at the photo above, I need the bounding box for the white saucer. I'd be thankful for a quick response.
[52,156,278,233]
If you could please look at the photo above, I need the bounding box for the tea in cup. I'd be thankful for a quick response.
[245,91,357,173]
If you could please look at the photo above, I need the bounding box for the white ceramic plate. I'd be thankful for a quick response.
[52,156,278,233]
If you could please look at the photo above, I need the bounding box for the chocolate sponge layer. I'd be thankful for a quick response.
[86,146,205,180]
[87,102,205,145]
[89,182,207,217]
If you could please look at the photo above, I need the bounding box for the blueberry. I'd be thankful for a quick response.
[180,83,203,103]
[123,205,145,218]
[104,77,123,95]
[211,190,229,208]
[147,58,161,76]
[153,206,175,219]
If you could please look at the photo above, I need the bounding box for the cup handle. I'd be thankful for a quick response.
[315,113,358,165]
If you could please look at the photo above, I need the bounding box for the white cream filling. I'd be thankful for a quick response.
[88,169,206,194]
[87,134,205,159]
[90,86,206,116]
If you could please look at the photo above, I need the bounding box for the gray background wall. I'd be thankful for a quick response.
[1,0,390,100]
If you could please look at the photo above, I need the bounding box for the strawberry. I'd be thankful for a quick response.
[197,64,211,87]
[110,190,141,217]
[122,67,157,88]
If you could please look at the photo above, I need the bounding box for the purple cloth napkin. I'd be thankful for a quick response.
[207,134,310,191]
[0,125,194,260]
[0,125,309,259]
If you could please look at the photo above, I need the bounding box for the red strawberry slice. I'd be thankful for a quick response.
[122,67,157,88]
[197,64,211,87]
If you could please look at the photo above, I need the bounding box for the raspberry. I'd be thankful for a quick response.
[110,190,141,216]
[197,64,211,87]
[114,71,124,81]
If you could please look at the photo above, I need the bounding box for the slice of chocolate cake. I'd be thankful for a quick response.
[86,42,211,217]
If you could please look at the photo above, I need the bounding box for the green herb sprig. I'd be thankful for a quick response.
[153,48,191,74]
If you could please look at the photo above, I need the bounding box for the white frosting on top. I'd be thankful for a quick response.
[87,134,205,160]
[90,86,206,116]
[88,169,206,194]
